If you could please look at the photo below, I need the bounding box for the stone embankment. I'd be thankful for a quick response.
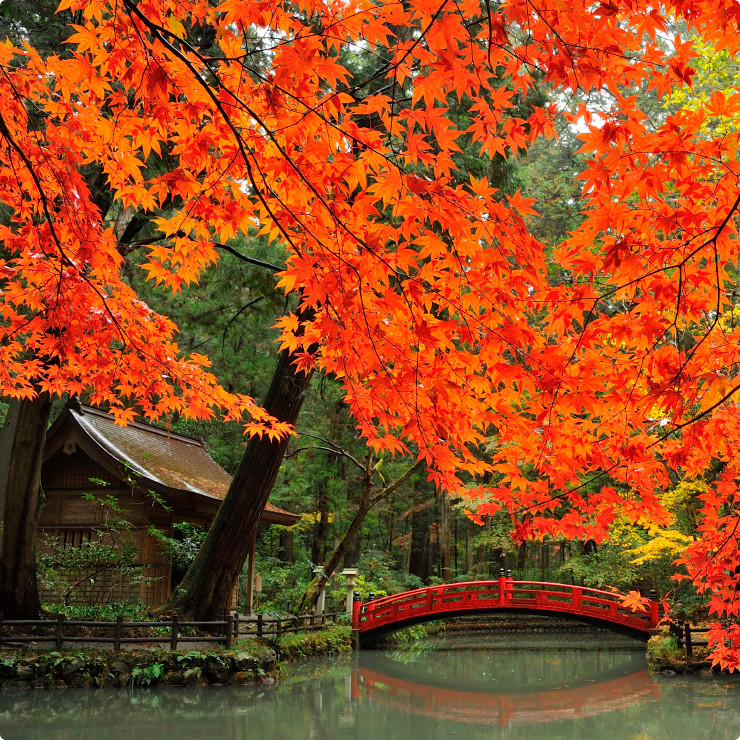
[646,629,714,675]
[0,625,352,689]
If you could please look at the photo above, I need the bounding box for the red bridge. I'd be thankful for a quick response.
[352,575,660,647]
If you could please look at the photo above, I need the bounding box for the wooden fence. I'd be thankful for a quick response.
[0,611,344,651]
[669,621,710,659]
[236,612,342,638]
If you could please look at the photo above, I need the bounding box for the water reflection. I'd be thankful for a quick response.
[2,635,740,739]
[354,644,659,727]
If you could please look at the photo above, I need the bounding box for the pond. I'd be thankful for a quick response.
[2,632,740,739]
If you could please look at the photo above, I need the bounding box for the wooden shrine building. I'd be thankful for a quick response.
[38,401,299,608]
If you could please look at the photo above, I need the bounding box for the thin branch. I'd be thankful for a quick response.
[368,458,424,507]
[212,242,282,272]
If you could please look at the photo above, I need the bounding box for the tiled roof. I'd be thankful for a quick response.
[52,404,298,523]
[73,405,231,499]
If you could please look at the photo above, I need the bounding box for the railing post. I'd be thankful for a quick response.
[225,615,234,650]
[352,592,361,629]
[114,615,124,651]
[169,615,178,651]
[276,617,282,637]
[55,613,65,649]
[572,587,582,609]
[0,613,3,649]
[426,587,434,610]
[257,613,263,638]
[498,568,506,604]
[674,621,683,647]
[506,569,513,599]
[648,589,659,627]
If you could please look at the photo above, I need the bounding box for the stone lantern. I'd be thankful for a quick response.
[342,568,359,615]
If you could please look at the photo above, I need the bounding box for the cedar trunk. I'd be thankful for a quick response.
[163,323,314,619]
[0,394,53,619]
[440,493,452,581]
[408,497,432,582]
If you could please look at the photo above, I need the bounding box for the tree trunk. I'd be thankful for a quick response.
[582,539,598,555]
[517,542,527,573]
[540,542,549,581]
[295,459,421,613]
[470,544,486,580]
[296,500,371,614]
[343,519,362,567]
[162,310,314,619]
[278,528,295,563]
[0,394,53,619]
[465,523,472,574]
[408,497,432,582]
[440,493,452,582]
[312,486,330,567]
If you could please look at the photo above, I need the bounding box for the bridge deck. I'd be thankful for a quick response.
[353,579,659,646]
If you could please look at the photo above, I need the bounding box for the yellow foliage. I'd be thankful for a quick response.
[719,305,740,332]
[666,38,740,137]
[628,528,692,566]
[609,480,701,565]
[661,480,706,513]
[296,511,335,531]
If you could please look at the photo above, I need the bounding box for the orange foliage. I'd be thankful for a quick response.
[620,590,649,614]
[2,0,740,663]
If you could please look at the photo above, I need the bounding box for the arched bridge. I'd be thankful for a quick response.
[352,576,660,648]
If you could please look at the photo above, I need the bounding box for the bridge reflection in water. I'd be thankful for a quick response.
[352,642,659,728]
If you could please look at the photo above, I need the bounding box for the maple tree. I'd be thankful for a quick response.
[3,0,740,665]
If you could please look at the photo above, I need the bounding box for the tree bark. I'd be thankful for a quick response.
[296,459,421,614]
[311,485,330,567]
[162,309,315,619]
[297,500,371,614]
[517,542,527,573]
[278,528,295,563]
[408,490,433,583]
[470,544,486,580]
[0,394,53,618]
[441,493,452,582]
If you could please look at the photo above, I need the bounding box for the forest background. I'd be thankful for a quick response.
[1,0,740,668]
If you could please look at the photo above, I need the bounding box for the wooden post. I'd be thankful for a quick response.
[245,534,257,616]
[55,613,65,649]
[276,617,282,637]
[648,589,659,627]
[257,613,263,638]
[352,592,361,630]
[0,613,3,649]
[114,615,124,651]
[685,622,693,660]
[170,615,179,651]
[498,568,506,604]
[225,615,234,650]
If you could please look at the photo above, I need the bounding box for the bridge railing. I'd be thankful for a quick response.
[506,581,655,625]
[354,575,659,632]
